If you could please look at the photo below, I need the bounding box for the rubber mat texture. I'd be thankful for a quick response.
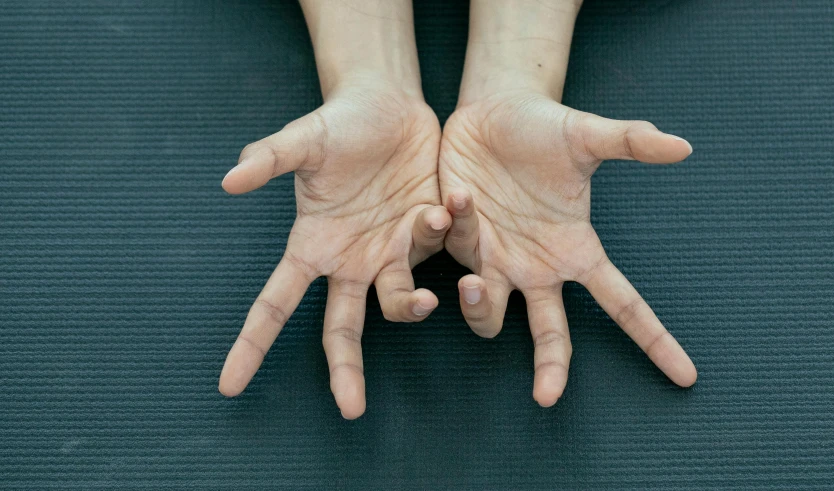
[2,0,833,489]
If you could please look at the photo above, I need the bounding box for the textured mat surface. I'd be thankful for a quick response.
[2,0,833,489]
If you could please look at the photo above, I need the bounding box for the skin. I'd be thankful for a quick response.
[217,1,446,419]
[220,0,698,418]
[439,0,698,407]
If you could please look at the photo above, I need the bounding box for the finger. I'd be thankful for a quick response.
[222,111,327,194]
[581,257,697,387]
[408,205,452,267]
[375,261,438,322]
[444,189,479,265]
[524,288,572,407]
[219,254,315,397]
[574,111,693,164]
[458,273,511,339]
[323,279,368,420]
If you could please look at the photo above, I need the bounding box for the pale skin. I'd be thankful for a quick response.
[219,0,697,418]
[218,0,448,419]
[441,0,697,406]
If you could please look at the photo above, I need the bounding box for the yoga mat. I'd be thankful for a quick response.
[2,0,832,488]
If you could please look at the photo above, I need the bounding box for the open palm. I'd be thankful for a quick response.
[219,84,450,419]
[439,90,697,407]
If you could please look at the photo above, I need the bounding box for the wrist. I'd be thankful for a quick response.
[300,0,423,101]
[458,0,581,106]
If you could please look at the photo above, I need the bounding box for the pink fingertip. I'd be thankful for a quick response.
[450,190,469,210]
[429,218,447,231]
[669,135,693,155]
[462,285,481,305]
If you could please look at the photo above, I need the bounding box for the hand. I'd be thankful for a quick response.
[439,89,698,407]
[218,81,449,419]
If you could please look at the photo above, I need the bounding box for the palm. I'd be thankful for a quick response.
[219,86,451,419]
[440,93,604,286]
[439,91,697,406]
[289,89,441,283]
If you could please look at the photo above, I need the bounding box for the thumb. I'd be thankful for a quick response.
[574,111,692,165]
[222,111,327,194]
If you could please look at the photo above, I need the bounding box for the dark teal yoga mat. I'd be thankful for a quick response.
[2,0,833,488]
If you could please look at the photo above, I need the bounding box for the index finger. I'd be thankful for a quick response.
[580,258,697,387]
[218,253,314,396]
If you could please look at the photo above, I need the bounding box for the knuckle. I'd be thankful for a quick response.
[630,120,658,132]
[577,253,608,284]
[465,308,491,324]
[645,331,670,356]
[535,360,569,374]
[238,141,262,163]
[302,112,329,170]
[381,308,405,322]
[614,298,645,328]
[236,334,267,358]
[333,278,368,300]
[377,288,414,323]
[443,236,461,251]
[252,297,290,326]
[448,225,472,240]
[622,127,636,158]
[562,110,592,162]
[323,326,362,347]
[533,330,569,350]
[623,121,656,158]
[417,229,446,248]
[329,361,364,377]
[283,251,317,282]
[421,223,447,240]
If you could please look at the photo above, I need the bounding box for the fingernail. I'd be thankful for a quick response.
[429,219,445,231]
[669,135,693,155]
[224,163,242,180]
[451,195,467,210]
[412,301,433,316]
[462,285,481,305]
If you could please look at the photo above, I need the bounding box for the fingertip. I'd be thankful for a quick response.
[221,165,245,195]
[458,274,484,289]
[476,328,499,339]
[340,400,366,420]
[218,364,244,397]
[652,334,698,388]
[336,378,366,419]
[423,205,452,233]
[457,274,505,339]
[458,274,484,305]
[450,188,470,204]
[330,367,366,420]
[443,191,480,265]
[337,394,366,420]
[651,131,693,164]
[446,189,473,215]
[627,125,693,164]
[675,361,698,388]
[657,341,698,388]
[668,134,693,157]
[218,378,242,398]
[533,367,566,407]
[217,338,263,398]
[533,391,560,408]
[411,288,438,317]
[222,151,273,194]
[410,206,452,266]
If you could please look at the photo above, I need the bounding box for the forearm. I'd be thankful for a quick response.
[459,0,582,106]
[299,0,422,100]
